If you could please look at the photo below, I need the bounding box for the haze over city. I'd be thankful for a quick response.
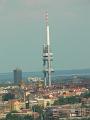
[0,0,90,72]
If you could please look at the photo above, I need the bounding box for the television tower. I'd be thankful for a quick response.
[43,12,54,87]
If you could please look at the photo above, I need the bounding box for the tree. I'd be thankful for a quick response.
[2,93,15,101]
[6,113,19,120]
[32,105,43,114]
[24,115,33,120]
[46,101,50,106]
[32,105,44,119]
[53,96,81,105]
[82,91,90,98]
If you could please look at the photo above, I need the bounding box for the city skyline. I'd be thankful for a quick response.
[0,0,90,72]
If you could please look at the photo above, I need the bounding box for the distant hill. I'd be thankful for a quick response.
[0,68,90,84]
[54,68,90,76]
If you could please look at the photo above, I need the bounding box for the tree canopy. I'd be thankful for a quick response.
[53,96,81,105]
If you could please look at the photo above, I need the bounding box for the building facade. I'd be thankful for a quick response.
[13,69,22,84]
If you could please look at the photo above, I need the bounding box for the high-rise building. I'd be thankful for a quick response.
[13,68,22,84]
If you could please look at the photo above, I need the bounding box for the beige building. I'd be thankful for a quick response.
[36,98,54,108]
[9,99,21,111]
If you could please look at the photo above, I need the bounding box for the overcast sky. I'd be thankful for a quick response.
[0,0,90,72]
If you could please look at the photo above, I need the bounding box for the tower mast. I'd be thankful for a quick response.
[43,12,54,87]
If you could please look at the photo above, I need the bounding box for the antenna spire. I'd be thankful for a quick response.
[45,11,49,26]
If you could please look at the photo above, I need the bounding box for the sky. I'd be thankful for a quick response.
[0,0,90,72]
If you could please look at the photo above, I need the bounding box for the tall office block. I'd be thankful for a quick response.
[13,69,22,84]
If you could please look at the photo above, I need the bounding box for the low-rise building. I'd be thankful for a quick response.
[9,99,21,111]
[35,98,54,108]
